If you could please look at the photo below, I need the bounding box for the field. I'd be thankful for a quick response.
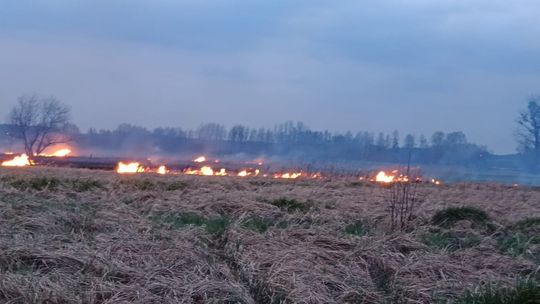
[0,167,539,303]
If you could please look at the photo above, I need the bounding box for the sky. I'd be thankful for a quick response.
[1,0,539,154]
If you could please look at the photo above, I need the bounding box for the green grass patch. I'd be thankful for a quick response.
[432,206,491,229]
[156,212,230,236]
[422,231,481,251]
[496,217,540,259]
[458,278,540,304]
[513,217,540,233]
[270,198,309,213]
[344,220,370,237]
[242,217,274,233]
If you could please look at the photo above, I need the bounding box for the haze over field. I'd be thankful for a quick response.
[1,1,540,153]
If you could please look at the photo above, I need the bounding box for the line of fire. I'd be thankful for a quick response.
[0,147,443,185]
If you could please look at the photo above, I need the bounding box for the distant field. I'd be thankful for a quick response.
[0,167,539,303]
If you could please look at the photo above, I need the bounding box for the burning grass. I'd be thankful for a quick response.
[0,167,539,303]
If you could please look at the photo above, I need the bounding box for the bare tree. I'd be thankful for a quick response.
[517,96,540,155]
[8,95,73,156]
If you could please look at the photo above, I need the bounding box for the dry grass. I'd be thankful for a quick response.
[0,167,539,303]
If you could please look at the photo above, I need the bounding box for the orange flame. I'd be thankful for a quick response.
[157,165,167,175]
[237,169,259,177]
[375,171,395,183]
[274,172,302,179]
[200,166,214,176]
[215,168,228,176]
[185,166,217,176]
[39,148,72,157]
[1,154,33,167]
[116,162,144,173]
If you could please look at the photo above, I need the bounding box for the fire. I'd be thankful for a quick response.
[185,166,221,176]
[116,162,144,173]
[215,168,228,176]
[1,154,33,167]
[375,171,395,183]
[274,172,302,179]
[39,148,72,157]
[200,166,213,176]
[157,165,167,175]
[193,156,206,163]
[237,169,260,177]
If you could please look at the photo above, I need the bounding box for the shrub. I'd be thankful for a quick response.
[270,198,309,213]
[432,206,490,229]
[459,278,540,304]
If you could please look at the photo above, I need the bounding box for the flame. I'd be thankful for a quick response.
[157,165,167,175]
[185,166,217,176]
[375,171,395,183]
[274,172,302,179]
[237,169,260,177]
[1,154,33,167]
[4,152,14,155]
[215,168,227,176]
[193,156,206,163]
[40,148,72,157]
[116,162,144,173]
[311,172,323,179]
[200,166,214,176]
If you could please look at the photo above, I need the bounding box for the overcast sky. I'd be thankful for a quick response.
[1,0,539,154]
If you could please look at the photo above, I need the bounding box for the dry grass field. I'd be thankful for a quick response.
[0,167,539,303]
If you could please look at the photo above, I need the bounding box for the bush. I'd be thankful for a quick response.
[270,198,309,213]
[432,206,490,229]
[459,278,540,304]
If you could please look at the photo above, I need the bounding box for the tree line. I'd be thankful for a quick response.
[3,94,540,169]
